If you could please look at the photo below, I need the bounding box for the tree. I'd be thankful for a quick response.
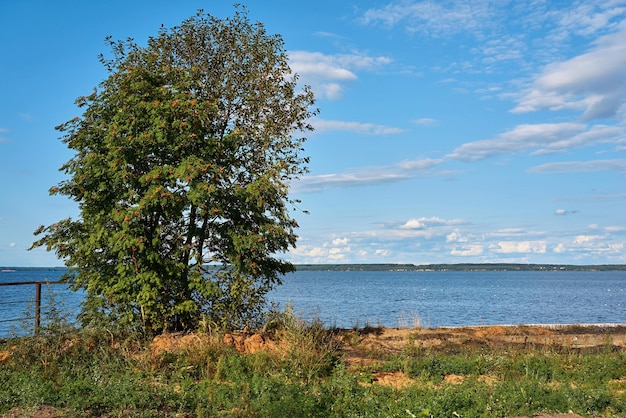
[32,8,316,334]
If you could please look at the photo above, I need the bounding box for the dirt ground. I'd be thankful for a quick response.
[340,324,626,362]
[4,324,626,418]
[337,324,626,418]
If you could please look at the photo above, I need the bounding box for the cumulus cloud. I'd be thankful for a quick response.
[446,230,467,243]
[447,123,624,161]
[312,119,405,135]
[493,241,547,254]
[574,235,601,244]
[289,51,392,100]
[553,233,626,257]
[401,216,450,230]
[289,240,353,263]
[513,29,626,121]
[450,244,483,256]
[332,237,349,246]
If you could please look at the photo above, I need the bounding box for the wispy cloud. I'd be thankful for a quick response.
[447,123,624,161]
[549,1,626,39]
[293,170,410,193]
[293,158,442,193]
[359,1,626,77]
[412,117,439,126]
[0,127,7,143]
[289,51,392,100]
[311,119,405,135]
[555,209,579,216]
[359,0,498,37]
[512,29,626,121]
[529,159,626,174]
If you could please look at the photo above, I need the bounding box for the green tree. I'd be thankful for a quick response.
[32,8,316,334]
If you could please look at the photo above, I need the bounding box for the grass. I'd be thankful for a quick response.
[1,317,625,417]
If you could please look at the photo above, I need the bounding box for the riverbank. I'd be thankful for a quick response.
[2,322,625,417]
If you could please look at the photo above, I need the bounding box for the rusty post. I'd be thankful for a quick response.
[35,282,42,335]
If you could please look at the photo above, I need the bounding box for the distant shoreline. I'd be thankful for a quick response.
[3,263,626,272]
[293,263,626,272]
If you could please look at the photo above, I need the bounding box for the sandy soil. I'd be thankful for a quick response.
[340,324,626,362]
[4,324,626,417]
[337,324,626,418]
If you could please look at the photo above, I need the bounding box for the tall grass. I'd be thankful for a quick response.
[1,313,625,417]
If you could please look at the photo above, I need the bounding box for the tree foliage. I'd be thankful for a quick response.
[32,8,316,333]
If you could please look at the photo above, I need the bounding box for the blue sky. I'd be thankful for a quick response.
[1,1,626,266]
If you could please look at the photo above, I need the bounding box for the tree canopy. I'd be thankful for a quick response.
[32,8,316,333]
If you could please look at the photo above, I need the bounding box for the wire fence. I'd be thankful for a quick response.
[0,281,68,336]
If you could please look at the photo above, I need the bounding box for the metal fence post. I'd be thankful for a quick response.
[35,282,42,335]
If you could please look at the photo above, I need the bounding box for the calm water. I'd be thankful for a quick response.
[1,269,625,337]
[269,270,626,328]
[0,268,82,337]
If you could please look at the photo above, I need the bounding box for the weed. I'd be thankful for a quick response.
[1,315,626,417]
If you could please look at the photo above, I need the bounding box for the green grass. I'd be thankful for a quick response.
[1,319,625,417]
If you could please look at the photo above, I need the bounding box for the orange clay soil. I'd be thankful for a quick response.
[4,324,626,418]
[339,324,626,363]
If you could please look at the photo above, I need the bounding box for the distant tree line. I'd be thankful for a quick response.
[293,263,626,272]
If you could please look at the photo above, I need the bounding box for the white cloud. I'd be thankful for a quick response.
[293,170,411,193]
[312,119,405,135]
[401,216,449,230]
[375,249,390,256]
[550,233,626,258]
[606,225,626,232]
[574,235,601,244]
[307,247,325,257]
[395,158,443,170]
[290,51,357,81]
[289,51,392,100]
[493,241,547,254]
[554,209,578,215]
[513,29,626,121]
[447,123,625,161]
[332,237,349,246]
[529,159,626,173]
[0,127,7,143]
[328,247,350,261]
[446,230,467,243]
[292,158,442,193]
[289,240,352,262]
[9,242,16,248]
[360,0,497,37]
[318,83,344,101]
[359,1,626,82]
[412,118,439,126]
[551,1,626,38]
[450,245,483,256]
